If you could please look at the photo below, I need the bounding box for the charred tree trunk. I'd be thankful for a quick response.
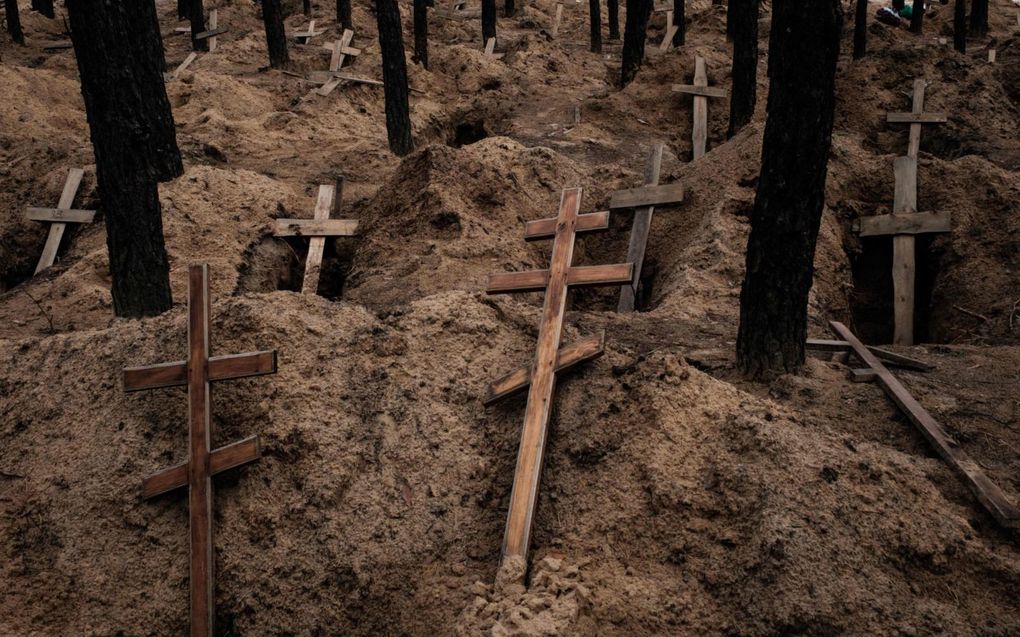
[910,0,924,33]
[736,0,842,379]
[189,0,208,51]
[589,0,602,52]
[31,0,55,19]
[338,0,353,30]
[376,0,414,155]
[505,0,514,17]
[853,0,867,59]
[304,0,312,16]
[954,0,966,52]
[892,0,904,10]
[178,0,189,20]
[726,0,735,40]
[620,0,651,86]
[969,0,987,36]
[5,0,24,44]
[67,0,184,317]
[607,0,620,39]
[413,0,428,68]
[671,0,685,47]
[261,0,290,68]
[727,0,757,138]
[482,0,496,43]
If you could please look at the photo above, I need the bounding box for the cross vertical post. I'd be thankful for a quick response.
[618,143,662,311]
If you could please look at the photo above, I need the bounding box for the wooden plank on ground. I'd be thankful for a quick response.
[805,339,934,371]
[484,333,605,405]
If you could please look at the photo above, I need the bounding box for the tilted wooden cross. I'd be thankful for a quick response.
[672,56,728,160]
[485,188,633,583]
[175,9,227,45]
[290,19,325,44]
[822,321,1019,528]
[612,143,685,312]
[273,180,359,294]
[316,29,361,96]
[26,167,96,274]
[658,10,679,51]
[124,264,278,637]
[483,37,504,59]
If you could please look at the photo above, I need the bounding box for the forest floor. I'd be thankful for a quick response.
[1,0,1019,635]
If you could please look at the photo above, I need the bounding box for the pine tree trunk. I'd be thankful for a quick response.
[5,0,24,44]
[338,0,353,30]
[414,0,428,68]
[482,0,496,44]
[67,0,184,317]
[505,0,514,18]
[954,0,966,52]
[725,0,734,39]
[892,0,904,9]
[189,0,208,51]
[736,0,842,379]
[304,0,312,16]
[31,0,55,19]
[853,0,867,59]
[178,0,189,20]
[607,0,620,39]
[727,0,757,138]
[620,0,651,86]
[671,0,685,47]
[376,0,414,155]
[969,0,987,36]
[589,0,602,52]
[910,0,924,33]
[261,0,290,68]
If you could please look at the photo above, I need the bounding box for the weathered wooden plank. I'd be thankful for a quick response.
[302,185,335,294]
[487,263,633,293]
[26,207,96,223]
[850,368,877,382]
[609,182,684,210]
[484,37,496,55]
[524,210,609,241]
[659,19,678,52]
[671,84,728,99]
[830,321,1020,527]
[142,436,260,498]
[487,270,550,294]
[124,350,277,391]
[167,52,198,81]
[273,218,359,237]
[892,155,917,346]
[805,339,934,372]
[484,333,605,405]
[886,112,948,124]
[33,168,85,274]
[859,212,951,237]
[43,41,73,50]
[193,25,227,40]
[893,155,918,214]
[618,144,663,313]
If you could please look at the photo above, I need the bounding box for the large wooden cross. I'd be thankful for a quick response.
[274,181,359,294]
[26,167,96,274]
[316,29,361,96]
[485,188,633,583]
[824,321,1019,527]
[613,143,685,312]
[671,56,727,160]
[124,264,278,637]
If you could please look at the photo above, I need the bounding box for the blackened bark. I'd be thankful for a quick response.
[31,0,55,19]
[620,0,651,86]
[5,0,24,44]
[505,0,514,17]
[910,0,923,33]
[725,0,734,39]
[413,0,428,68]
[727,0,757,138]
[304,0,312,16]
[969,0,987,36]
[482,0,496,43]
[189,0,208,51]
[589,0,602,52]
[671,0,685,47]
[376,0,414,155]
[261,0,290,68]
[736,0,842,379]
[67,0,183,317]
[607,0,620,39]
[338,0,353,30]
[178,0,189,20]
[892,0,904,9]
[853,0,867,59]
[954,0,966,52]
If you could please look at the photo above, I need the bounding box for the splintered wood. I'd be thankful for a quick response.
[672,57,728,160]
[273,181,359,294]
[485,188,633,583]
[124,264,279,637]
[26,167,95,274]
[823,322,1019,527]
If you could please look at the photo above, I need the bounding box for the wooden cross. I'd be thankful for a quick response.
[671,56,728,160]
[316,29,361,96]
[124,264,278,637]
[886,79,946,159]
[485,188,633,583]
[166,52,199,81]
[823,321,1019,528]
[273,181,359,294]
[290,19,325,43]
[658,10,678,51]
[176,10,227,42]
[613,143,684,312]
[26,167,96,274]
[550,3,564,37]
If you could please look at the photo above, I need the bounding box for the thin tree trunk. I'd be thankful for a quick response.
[589,0,602,52]
[178,0,189,20]
[189,0,208,51]
[910,0,924,33]
[607,0,620,39]
[853,0,867,59]
[31,0,55,19]
[482,0,496,44]
[338,0,353,30]
[969,0,987,36]
[954,0,966,52]
[5,0,24,44]
[736,0,842,379]
[505,0,514,17]
[671,0,685,46]
[414,0,428,68]
[67,0,183,317]
[892,0,904,10]
[727,0,757,138]
[304,0,312,16]
[376,0,414,155]
[262,0,290,68]
[620,0,652,86]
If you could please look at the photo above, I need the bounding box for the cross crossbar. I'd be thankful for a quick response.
[124,350,278,391]
[610,182,684,210]
[484,332,605,405]
[486,263,634,294]
[859,211,950,237]
[26,207,95,224]
[193,25,227,40]
[524,210,609,240]
[887,112,948,124]
[273,218,360,237]
[28,168,93,274]
[142,436,260,498]
[273,183,359,294]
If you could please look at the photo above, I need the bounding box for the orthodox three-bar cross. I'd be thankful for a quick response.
[485,188,633,582]
[671,56,727,160]
[26,167,95,274]
[123,264,278,637]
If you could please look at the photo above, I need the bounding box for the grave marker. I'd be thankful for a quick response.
[124,264,279,637]
[273,182,359,294]
[483,37,504,59]
[26,168,95,274]
[290,19,325,43]
[671,56,728,160]
[551,3,564,37]
[316,29,360,95]
[166,52,198,81]
[485,188,633,583]
[658,10,678,51]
